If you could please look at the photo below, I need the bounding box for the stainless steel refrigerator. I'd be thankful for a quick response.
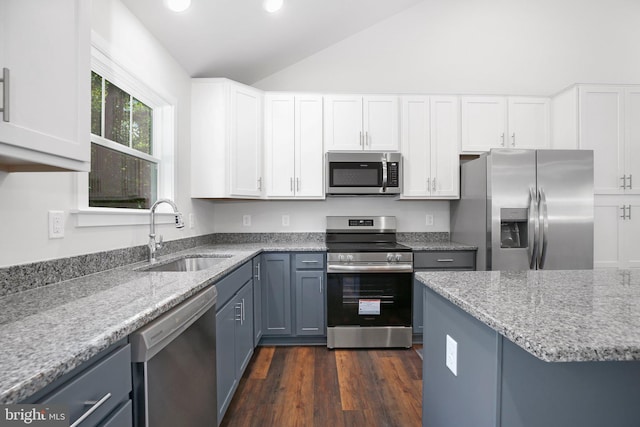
[451,149,594,271]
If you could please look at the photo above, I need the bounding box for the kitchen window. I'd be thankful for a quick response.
[74,41,176,227]
[90,71,158,209]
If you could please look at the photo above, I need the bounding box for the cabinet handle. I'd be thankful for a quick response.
[296,177,300,192]
[436,259,455,262]
[255,262,261,280]
[365,131,369,146]
[621,175,627,189]
[426,177,430,192]
[258,177,263,191]
[432,178,436,192]
[359,131,363,147]
[70,393,112,427]
[319,276,323,293]
[290,177,294,192]
[235,303,242,322]
[241,298,246,323]
[0,68,9,122]
[500,133,505,147]
[301,260,319,264]
[629,205,632,220]
[629,174,633,190]
[511,133,516,147]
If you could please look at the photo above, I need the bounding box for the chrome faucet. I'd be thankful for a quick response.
[149,199,185,263]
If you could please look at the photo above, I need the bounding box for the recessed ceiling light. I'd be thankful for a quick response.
[263,0,283,13]
[165,0,191,13]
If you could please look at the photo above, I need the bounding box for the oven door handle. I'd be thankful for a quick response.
[327,264,413,273]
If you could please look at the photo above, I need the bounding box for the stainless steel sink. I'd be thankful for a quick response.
[141,255,232,272]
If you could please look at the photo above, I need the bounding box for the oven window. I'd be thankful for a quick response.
[327,273,412,327]
[330,163,382,187]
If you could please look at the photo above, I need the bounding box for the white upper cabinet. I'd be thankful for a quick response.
[460,96,549,153]
[401,96,459,199]
[264,94,324,199]
[553,84,640,195]
[191,79,263,198]
[324,95,399,151]
[0,0,90,172]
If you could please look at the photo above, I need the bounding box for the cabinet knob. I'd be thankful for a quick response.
[511,133,515,147]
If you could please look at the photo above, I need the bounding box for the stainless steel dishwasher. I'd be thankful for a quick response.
[130,286,217,427]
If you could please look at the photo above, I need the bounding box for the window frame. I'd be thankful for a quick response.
[73,36,176,227]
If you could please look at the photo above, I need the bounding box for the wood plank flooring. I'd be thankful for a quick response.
[220,346,423,427]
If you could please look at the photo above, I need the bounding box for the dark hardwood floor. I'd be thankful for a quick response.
[220,346,423,427]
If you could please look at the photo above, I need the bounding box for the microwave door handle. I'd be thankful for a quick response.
[381,156,388,193]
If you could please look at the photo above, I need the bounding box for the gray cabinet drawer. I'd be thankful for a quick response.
[294,253,325,270]
[40,344,132,427]
[414,251,476,270]
[216,261,253,309]
[101,400,132,427]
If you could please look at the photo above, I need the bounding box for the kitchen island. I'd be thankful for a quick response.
[415,270,640,427]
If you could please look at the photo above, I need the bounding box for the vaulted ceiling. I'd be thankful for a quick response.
[121,0,424,84]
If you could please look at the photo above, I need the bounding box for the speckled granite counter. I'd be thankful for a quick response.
[0,242,324,404]
[415,269,640,362]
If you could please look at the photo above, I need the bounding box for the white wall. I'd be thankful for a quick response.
[0,0,214,267]
[212,198,449,233]
[253,0,640,94]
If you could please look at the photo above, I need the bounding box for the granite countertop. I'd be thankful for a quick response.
[0,239,475,404]
[415,269,640,363]
[0,242,324,404]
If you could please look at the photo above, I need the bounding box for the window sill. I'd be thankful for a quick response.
[72,208,177,228]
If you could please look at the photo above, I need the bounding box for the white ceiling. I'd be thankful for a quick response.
[120,0,424,84]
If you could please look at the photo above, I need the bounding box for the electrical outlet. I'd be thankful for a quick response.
[446,335,458,376]
[426,214,434,226]
[242,215,251,227]
[189,213,196,229]
[282,215,290,227]
[48,211,65,239]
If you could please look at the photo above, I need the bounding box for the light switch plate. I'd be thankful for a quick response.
[426,214,434,226]
[446,334,458,376]
[282,215,290,227]
[242,215,251,227]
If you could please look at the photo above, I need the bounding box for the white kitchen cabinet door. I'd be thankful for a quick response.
[264,94,323,199]
[0,0,90,172]
[624,88,640,195]
[230,84,263,197]
[594,198,640,268]
[264,94,295,197]
[578,86,624,195]
[507,97,550,149]
[324,95,363,151]
[400,96,459,199]
[460,96,507,153]
[363,96,399,151]
[401,96,430,197]
[191,79,263,199]
[594,202,622,269]
[294,95,324,198]
[429,96,459,198]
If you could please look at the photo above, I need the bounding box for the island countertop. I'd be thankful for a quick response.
[415,269,640,363]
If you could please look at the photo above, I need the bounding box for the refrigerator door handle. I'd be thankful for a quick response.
[528,187,539,269]
[538,187,549,269]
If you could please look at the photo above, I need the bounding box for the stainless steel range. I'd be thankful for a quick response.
[325,216,413,349]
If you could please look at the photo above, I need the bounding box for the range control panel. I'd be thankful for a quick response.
[348,219,374,227]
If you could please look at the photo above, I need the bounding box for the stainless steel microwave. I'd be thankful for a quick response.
[326,152,402,195]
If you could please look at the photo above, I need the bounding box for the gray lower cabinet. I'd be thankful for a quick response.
[22,341,132,427]
[261,252,326,340]
[215,262,254,425]
[261,253,292,336]
[413,250,476,339]
[295,270,325,336]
